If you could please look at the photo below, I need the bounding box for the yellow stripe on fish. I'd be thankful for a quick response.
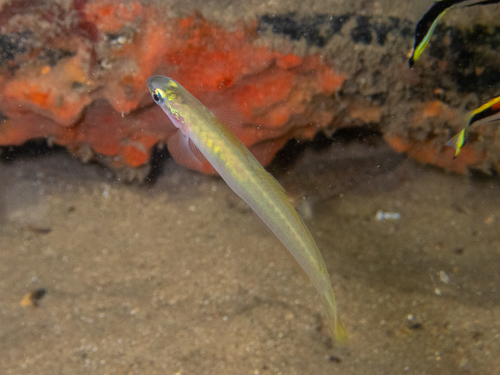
[147,75,348,345]
[409,0,500,67]
[447,95,500,157]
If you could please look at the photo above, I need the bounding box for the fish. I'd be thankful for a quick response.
[447,95,500,156]
[409,0,500,67]
[147,75,348,344]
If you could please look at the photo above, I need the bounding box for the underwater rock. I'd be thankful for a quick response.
[0,0,343,177]
[1,1,499,177]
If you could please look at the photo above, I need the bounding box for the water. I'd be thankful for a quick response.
[1,0,500,374]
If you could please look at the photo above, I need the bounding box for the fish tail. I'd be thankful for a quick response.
[446,128,466,158]
[409,6,449,67]
[334,320,349,346]
[320,288,349,346]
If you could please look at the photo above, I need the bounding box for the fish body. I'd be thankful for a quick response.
[447,95,500,156]
[409,0,500,67]
[147,75,347,344]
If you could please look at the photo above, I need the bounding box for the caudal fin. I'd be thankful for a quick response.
[334,320,349,346]
[320,288,349,346]
[446,128,466,158]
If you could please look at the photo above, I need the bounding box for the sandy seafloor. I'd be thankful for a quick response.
[1,138,500,375]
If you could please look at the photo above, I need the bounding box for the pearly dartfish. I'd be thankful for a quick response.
[147,75,347,344]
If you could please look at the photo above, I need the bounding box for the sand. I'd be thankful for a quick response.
[1,138,500,374]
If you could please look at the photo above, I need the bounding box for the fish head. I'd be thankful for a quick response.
[147,75,183,106]
[147,75,188,130]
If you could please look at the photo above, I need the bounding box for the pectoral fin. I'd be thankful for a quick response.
[167,130,207,171]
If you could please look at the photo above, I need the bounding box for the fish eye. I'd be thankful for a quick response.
[152,89,165,103]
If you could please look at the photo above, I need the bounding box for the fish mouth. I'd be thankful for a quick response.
[146,75,160,93]
[147,75,175,93]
